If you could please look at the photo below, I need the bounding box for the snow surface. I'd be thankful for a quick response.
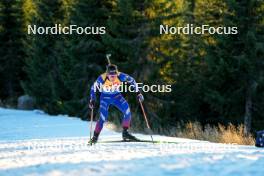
[0,108,264,176]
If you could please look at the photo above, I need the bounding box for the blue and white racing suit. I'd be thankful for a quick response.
[90,72,139,134]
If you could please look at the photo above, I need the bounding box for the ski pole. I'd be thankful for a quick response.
[89,107,94,144]
[139,100,154,143]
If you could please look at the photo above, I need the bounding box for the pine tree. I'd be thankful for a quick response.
[202,0,264,134]
[149,0,235,129]
[0,0,25,102]
[103,0,152,76]
[101,0,165,129]
[54,0,111,117]
[23,0,69,113]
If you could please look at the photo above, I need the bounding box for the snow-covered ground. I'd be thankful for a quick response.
[0,108,263,176]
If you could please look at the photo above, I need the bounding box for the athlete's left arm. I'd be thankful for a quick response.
[118,72,139,92]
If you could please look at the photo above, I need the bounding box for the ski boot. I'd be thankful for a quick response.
[89,132,99,145]
[122,128,139,141]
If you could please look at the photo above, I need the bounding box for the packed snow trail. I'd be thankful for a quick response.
[0,108,263,176]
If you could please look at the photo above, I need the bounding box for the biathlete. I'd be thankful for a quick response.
[89,64,144,144]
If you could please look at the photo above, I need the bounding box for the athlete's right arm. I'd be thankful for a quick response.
[90,75,104,101]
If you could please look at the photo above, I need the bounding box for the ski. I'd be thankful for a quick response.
[97,139,179,144]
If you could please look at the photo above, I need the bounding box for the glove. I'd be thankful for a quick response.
[137,93,144,102]
[89,99,95,109]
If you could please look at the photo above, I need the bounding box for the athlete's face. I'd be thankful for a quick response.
[108,74,117,82]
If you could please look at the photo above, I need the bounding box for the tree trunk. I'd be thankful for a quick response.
[244,80,258,136]
[7,79,14,98]
[244,84,252,136]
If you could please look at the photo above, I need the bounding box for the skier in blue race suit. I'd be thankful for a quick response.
[89,64,144,144]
